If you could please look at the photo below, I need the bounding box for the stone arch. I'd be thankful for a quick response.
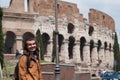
[90,40,94,62]
[68,36,75,59]
[88,25,94,36]
[104,42,107,50]
[67,23,75,34]
[5,31,16,54]
[97,40,102,52]
[58,34,64,52]
[80,37,86,61]
[42,33,50,54]
[97,40,102,64]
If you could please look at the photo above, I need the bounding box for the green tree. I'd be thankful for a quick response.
[36,29,44,60]
[113,32,120,71]
[0,7,4,68]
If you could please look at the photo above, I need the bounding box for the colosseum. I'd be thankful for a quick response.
[2,0,115,75]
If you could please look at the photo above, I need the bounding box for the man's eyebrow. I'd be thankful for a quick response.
[27,42,36,44]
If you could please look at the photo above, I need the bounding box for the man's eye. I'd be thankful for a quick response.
[33,43,36,45]
[27,44,31,46]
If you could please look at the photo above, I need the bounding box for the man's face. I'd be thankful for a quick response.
[26,40,37,52]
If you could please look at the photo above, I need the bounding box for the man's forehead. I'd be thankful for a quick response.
[26,40,35,43]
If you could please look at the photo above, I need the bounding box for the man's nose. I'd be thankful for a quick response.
[31,44,35,47]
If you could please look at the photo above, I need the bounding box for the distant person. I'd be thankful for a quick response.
[98,69,102,77]
[16,50,20,58]
[19,49,23,55]
[17,37,43,80]
[103,69,106,74]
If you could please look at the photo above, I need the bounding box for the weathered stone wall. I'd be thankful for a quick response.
[89,9,115,31]
[2,12,35,36]
[39,0,84,22]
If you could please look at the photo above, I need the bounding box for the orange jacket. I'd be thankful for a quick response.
[18,55,43,80]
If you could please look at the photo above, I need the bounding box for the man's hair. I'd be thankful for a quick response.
[22,37,40,56]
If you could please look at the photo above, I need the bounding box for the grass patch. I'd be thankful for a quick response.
[1,59,17,80]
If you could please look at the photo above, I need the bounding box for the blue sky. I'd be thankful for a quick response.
[0,0,10,7]
[0,0,120,44]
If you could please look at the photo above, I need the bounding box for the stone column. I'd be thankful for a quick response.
[98,46,105,68]
[59,40,69,63]
[109,48,114,69]
[110,51,114,69]
[44,40,53,62]
[16,36,23,52]
[73,41,81,63]
[104,47,109,68]
[12,41,17,54]
[83,42,90,66]
[73,41,81,70]
[91,43,98,67]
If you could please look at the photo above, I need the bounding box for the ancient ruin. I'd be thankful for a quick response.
[2,0,115,75]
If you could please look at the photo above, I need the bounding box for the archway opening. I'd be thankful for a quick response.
[104,42,107,50]
[58,34,64,52]
[97,40,102,52]
[80,37,86,61]
[5,31,16,54]
[67,23,74,34]
[88,25,94,36]
[42,33,50,54]
[68,36,75,59]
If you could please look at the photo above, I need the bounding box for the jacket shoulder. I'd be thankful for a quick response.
[19,55,28,63]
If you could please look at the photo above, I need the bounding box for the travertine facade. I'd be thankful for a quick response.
[2,0,115,74]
